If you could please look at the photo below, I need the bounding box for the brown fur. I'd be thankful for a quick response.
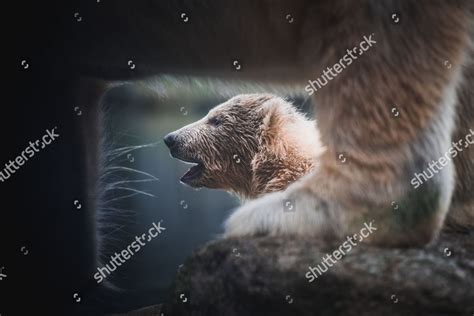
[165,94,323,200]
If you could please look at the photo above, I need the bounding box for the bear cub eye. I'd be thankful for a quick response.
[208,117,222,127]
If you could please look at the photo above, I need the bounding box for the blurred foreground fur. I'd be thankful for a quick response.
[77,0,474,250]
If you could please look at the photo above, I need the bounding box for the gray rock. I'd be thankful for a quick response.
[160,231,474,316]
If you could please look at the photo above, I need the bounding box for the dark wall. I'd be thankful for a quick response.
[7,2,98,315]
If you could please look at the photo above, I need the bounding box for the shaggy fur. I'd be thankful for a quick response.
[165,94,324,200]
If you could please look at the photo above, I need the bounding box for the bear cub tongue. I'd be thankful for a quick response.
[181,164,203,181]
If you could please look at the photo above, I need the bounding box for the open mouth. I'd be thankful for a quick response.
[181,162,204,183]
[175,156,204,183]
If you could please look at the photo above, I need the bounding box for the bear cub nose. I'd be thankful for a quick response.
[164,133,177,148]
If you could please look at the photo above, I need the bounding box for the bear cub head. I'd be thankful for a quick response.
[164,94,324,200]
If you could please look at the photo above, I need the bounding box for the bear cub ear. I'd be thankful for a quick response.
[261,105,278,130]
[256,98,294,160]
[259,98,288,136]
